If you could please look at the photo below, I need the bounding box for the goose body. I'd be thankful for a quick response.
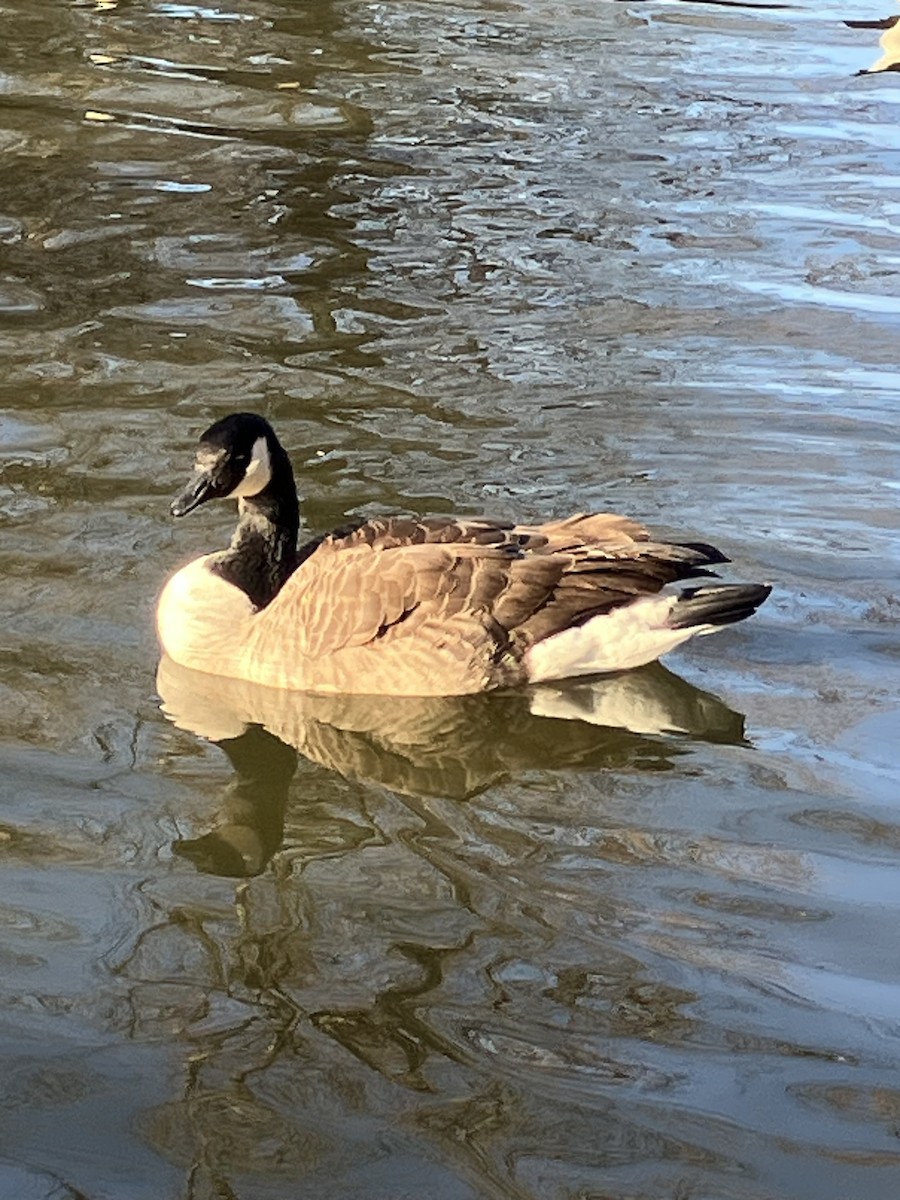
[157,413,771,697]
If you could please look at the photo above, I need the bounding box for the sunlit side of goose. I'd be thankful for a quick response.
[156,413,771,697]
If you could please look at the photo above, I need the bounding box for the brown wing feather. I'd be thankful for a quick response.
[310,515,518,554]
[307,512,655,557]
[250,513,727,694]
[267,540,517,659]
[527,512,652,550]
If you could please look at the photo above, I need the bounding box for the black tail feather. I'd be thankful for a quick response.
[669,583,772,630]
[675,540,731,566]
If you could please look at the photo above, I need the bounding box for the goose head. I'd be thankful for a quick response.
[167,412,301,611]
[171,412,280,518]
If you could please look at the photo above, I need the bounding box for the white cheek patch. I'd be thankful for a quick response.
[227,435,272,499]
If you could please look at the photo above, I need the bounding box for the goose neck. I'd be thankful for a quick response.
[214,459,300,610]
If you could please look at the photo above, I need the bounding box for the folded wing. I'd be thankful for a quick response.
[246,514,727,694]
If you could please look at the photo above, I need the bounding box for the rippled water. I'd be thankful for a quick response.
[1,0,898,1197]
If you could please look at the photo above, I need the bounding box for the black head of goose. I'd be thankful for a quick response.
[156,412,771,697]
[169,411,299,609]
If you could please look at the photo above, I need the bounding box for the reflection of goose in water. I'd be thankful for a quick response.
[157,413,770,697]
[157,655,748,876]
[846,12,900,72]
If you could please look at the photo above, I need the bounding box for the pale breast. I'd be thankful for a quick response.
[156,555,256,678]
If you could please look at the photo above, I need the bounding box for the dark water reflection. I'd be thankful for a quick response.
[158,658,748,875]
[1,0,900,1197]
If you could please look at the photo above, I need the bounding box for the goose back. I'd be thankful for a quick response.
[234,512,725,695]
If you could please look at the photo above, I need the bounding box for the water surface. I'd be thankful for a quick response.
[1,1,899,1198]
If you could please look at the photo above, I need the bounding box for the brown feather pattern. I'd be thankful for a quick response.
[243,513,727,695]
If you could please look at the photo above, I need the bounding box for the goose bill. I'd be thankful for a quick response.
[171,471,218,518]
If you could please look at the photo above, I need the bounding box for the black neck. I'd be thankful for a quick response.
[211,446,300,610]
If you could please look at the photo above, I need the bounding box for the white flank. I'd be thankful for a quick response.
[227,435,272,498]
[525,595,716,683]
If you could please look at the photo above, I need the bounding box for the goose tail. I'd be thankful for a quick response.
[667,583,772,631]
[525,583,771,683]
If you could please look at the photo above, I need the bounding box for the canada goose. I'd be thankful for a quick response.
[156,412,771,696]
